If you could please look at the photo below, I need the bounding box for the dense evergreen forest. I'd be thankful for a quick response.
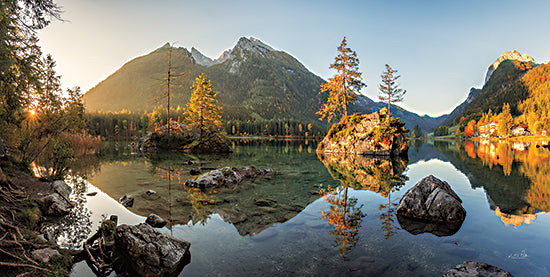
[85,108,328,140]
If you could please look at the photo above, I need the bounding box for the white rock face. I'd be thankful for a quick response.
[485,50,537,84]
[190,47,215,67]
[188,37,277,71]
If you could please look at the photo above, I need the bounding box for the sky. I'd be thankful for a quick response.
[37,0,550,117]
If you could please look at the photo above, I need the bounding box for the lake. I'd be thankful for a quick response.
[63,139,550,276]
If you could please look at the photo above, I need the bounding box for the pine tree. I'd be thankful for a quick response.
[317,37,365,123]
[378,64,406,116]
[185,74,224,140]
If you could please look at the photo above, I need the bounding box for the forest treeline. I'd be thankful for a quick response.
[85,107,328,140]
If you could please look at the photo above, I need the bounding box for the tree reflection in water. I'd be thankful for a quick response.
[317,152,409,257]
[40,176,93,249]
[318,184,365,260]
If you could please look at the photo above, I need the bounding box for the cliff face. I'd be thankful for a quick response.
[317,108,409,157]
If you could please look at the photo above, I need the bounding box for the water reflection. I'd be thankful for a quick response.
[40,176,92,250]
[318,185,365,260]
[86,140,325,236]
[435,139,550,226]
[317,152,409,256]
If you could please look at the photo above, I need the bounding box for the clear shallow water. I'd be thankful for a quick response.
[65,139,550,276]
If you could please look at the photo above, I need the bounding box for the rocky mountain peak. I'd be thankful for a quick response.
[190,47,215,67]
[485,50,537,84]
[233,37,276,57]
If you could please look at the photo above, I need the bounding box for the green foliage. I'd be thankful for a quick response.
[433,125,449,137]
[369,116,408,144]
[20,204,42,229]
[410,124,423,138]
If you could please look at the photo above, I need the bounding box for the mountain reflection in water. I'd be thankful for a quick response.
[435,139,550,226]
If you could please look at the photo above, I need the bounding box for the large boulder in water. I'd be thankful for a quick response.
[317,108,409,157]
[396,175,466,223]
[184,166,274,190]
[114,223,191,277]
[444,261,513,277]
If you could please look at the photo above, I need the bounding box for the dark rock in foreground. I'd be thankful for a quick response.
[317,108,409,156]
[114,223,191,277]
[146,214,168,228]
[396,175,466,224]
[119,195,134,207]
[444,261,513,277]
[185,166,274,190]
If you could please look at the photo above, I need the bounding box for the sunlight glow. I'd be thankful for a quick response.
[29,109,36,116]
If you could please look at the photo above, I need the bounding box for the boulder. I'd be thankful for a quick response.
[36,193,71,216]
[114,223,191,277]
[444,261,513,277]
[31,248,59,263]
[146,214,168,228]
[396,175,466,223]
[145,190,157,196]
[189,167,202,175]
[52,180,71,199]
[184,166,273,190]
[317,108,409,156]
[119,195,134,207]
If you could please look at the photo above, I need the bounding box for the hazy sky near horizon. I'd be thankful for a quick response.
[38,0,550,117]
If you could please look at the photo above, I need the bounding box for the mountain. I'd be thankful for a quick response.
[83,37,445,131]
[441,50,538,126]
[353,96,447,132]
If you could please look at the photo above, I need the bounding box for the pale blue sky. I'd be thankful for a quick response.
[38,0,550,116]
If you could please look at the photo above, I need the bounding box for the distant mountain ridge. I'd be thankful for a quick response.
[441,50,538,126]
[82,37,446,131]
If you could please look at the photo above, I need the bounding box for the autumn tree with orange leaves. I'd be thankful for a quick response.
[317,37,365,123]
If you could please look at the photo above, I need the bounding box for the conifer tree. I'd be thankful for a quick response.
[317,37,365,123]
[185,74,224,140]
[378,64,406,116]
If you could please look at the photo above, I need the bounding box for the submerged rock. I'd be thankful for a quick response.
[444,261,513,277]
[119,195,134,207]
[114,223,191,277]
[396,175,466,224]
[317,108,409,157]
[184,166,273,190]
[146,214,168,228]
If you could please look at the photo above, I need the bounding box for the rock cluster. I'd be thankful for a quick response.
[184,166,274,190]
[36,180,72,216]
[444,261,513,277]
[396,175,466,224]
[317,108,408,156]
[114,223,191,277]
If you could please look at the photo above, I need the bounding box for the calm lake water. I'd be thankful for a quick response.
[63,139,550,276]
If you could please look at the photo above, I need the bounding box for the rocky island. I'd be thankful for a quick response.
[317,108,409,157]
